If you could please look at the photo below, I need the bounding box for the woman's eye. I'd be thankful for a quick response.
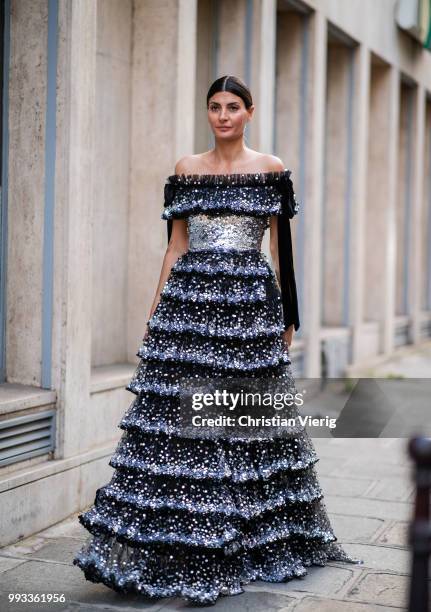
[209,106,239,112]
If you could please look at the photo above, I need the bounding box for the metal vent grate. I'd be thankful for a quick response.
[0,409,56,467]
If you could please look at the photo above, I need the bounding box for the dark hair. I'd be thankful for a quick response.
[206,75,253,109]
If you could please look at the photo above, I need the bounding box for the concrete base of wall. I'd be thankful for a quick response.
[0,443,116,547]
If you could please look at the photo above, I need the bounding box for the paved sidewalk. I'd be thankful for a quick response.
[0,437,414,611]
[346,339,431,378]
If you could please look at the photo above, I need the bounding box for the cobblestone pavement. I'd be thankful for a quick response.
[0,437,415,611]
[347,339,431,378]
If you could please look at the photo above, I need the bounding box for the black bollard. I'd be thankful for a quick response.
[408,436,431,612]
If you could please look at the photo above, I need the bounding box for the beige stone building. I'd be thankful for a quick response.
[0,0,430,543]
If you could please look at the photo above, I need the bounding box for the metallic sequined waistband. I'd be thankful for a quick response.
[187,213,268,252]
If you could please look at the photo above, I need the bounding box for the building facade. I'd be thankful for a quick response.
[0,0,430,544]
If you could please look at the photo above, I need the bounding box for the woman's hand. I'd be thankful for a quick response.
[143,319,151,341]
[282,324,294,349]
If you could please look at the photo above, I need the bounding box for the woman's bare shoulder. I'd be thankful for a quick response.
[258,153,285,173]
[174,153,209,176]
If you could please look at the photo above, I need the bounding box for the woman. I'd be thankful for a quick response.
[73,75,362,605]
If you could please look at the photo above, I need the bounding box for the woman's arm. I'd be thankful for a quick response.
[144,218,188,338]
[269,215,295,348]
[144,157,193,337]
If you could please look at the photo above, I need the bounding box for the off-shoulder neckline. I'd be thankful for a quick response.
[166,168,292,186]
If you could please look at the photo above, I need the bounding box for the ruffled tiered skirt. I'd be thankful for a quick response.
[72,248,360,605]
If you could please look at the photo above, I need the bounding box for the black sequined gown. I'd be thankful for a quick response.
[73,170,362,605]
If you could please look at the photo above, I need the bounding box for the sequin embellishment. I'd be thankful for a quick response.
[188,213,268,252]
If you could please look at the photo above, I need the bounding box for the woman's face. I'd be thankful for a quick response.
[207,91,253,139]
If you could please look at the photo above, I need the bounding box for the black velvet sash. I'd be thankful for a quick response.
[275,172,300,331]
[167,217,173,244]
[277,213,300,331]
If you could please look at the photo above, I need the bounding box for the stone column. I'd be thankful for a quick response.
[128,0,198,354]
[216,0,248,80]
[249,0,277,266]
[6,0,48,386]
[364,61,399,359]
[350,45,370,363]
[324,43,354,327]
[304,9,327,376]
[382,66,400,355]
[205,0,278,153]
[409,84,426,343]
[253,0,277,154]
[54,0,97,458]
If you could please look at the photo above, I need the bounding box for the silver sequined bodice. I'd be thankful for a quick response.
[187,213,268,252]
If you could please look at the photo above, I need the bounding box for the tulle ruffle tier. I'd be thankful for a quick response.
[162,168,299,220]
[126,249,289,398]
[73,535,351,605]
